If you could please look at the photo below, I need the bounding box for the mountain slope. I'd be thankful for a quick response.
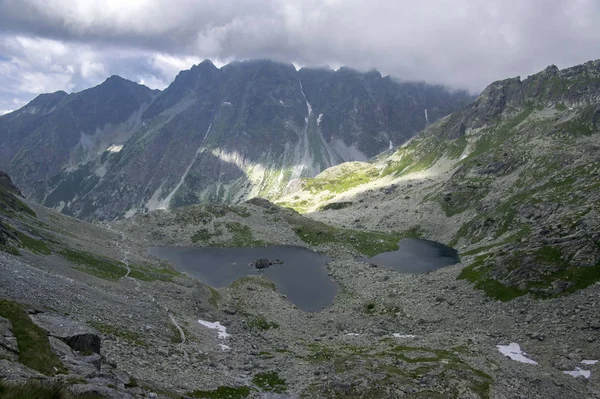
[0,77,159,201]
[278,59,600,300]
[0,59,473,220]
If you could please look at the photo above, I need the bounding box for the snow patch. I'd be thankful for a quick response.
[424,108,429,124]
[346,333,360,336]
[219,344,231,351]
[145,185,164,212]
[106,144,123,153]
[124,207,138,219]
[198,320,230,339]
[55,201,66,213]
[393,333,417,338]
[389,140,393,150]
[279,100,285,105]
[222,101,232,106]
[317,113,323,125]
[582,360,598,365]
[496,343,538,365]
[563,368,591,379]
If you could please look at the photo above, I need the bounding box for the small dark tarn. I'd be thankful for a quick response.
[148,245,337,312]
[360,238,460,273]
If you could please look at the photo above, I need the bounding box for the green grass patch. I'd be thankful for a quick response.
[0,381,105,399]
[246,315,279,331]
[303,165,379,194]
[15,232,51,255]
[58,248,127,280]
[0,188,36,218]
[287,213,421,256]
[208,287,221,307]
[88,321,147,347]
[458,248,600,301]
[252,372,287,393]
[186,386,251,399]
[191,228,223,243]
[223,222,265,247]
[0,299,66,375]
[462,107,533,163]
[128,263,182,282]
[457,256,527,301]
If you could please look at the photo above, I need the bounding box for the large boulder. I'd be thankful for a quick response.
[30,313,101,354]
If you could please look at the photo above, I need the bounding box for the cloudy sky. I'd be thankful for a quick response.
[0,0,599,114]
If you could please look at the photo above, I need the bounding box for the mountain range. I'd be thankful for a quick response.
[0,58,599,398]
[0,59,473,220]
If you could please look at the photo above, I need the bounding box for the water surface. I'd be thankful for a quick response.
[148,245,336,312]
[363,238,460,273]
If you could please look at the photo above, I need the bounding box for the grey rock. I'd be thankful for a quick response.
[69,383,133,399]
[30,313,101,354]
[0,316,18,361]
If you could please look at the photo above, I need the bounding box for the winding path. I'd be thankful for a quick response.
[108,225,188,358]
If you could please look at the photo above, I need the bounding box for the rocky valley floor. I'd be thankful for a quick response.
[1,198,599,398]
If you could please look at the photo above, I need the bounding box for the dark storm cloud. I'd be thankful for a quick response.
[1,0,599,113]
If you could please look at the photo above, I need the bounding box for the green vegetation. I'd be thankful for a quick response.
[457,256,527,302]
[318,201,353,211]
[305,341,491,398]
[89,320,147,347]
[223,222,265,247]
[169,323,184,344]
[305,343,335,363]
[191,228,222,243]
[0,187,36,218]
[175,208,213,226]
[462,107,533,163]
[208,287,221,307]
[58,248,127,280]
[0,381,104,399]
[15,232,51,255]
[303,165,379,194]
[230,276,276,291]
[128,263,182,282]
[0,299,66,375]
[186,386,251,399]
[252,372,287,393]
[246,315,279,331]
[458,248,600,301]
[286,212,421,256]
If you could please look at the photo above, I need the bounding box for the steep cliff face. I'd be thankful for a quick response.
[0,59,473,220]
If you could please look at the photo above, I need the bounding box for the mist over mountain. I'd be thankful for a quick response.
[0,59,473,220]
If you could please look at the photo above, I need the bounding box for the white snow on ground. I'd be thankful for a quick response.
[106,144,123,153]
[424,108,429,124]
[563,368,591,379]
[198,319,230,339]
[496,343,538,365]
[389,140,393,150]
[345,333,360,336]
[582,360,598,365]
[393,333,417,338]
[222,101,232,106]
[124,207,138,219]
[317,113,323,125]
[219,344,231,351]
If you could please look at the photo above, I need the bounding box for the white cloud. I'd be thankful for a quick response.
[0,0,599,111]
